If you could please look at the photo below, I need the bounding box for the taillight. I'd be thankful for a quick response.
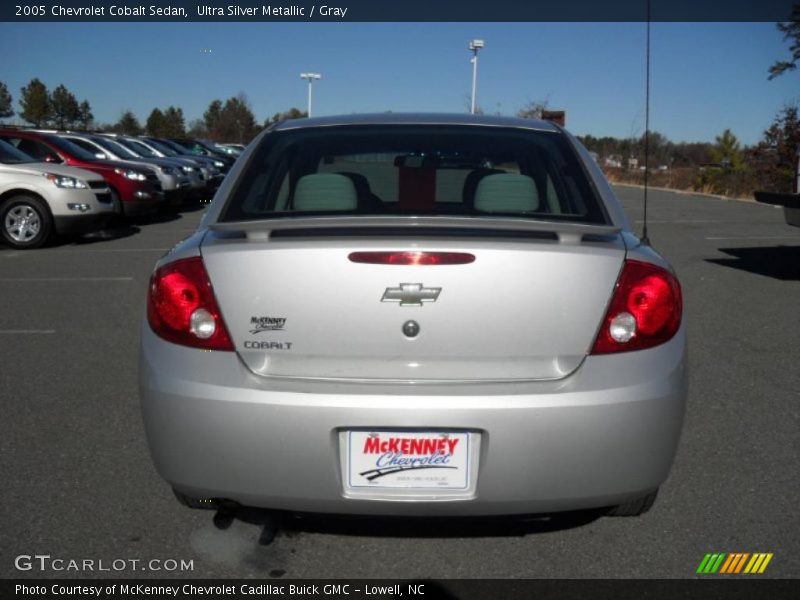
[591,259,682,354]
[348,251,475,265]
[147,257,234,351]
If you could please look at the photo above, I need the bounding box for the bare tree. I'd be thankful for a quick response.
[768,3,800,79]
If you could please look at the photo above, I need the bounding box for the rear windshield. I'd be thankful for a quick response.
[220,125,607,224]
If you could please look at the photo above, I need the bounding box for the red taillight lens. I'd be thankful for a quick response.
[591,259,682,354]
[348,251,475,265]
[147,257,234,351]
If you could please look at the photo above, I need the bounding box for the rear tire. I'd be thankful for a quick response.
[606,488,659,517]
[0,195,52,249]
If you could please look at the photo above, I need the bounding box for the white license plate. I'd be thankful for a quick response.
[345,431,472,490]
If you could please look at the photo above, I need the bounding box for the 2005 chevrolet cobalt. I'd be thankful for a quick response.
[139,114,686,518]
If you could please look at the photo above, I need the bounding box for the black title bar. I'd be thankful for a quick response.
[2,0,797,22]
[5,579,800,600]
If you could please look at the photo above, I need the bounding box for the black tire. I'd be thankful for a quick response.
[606,488,659,517]
[0,194,53,249]
[172,488,218,510]
[109,188,124,216]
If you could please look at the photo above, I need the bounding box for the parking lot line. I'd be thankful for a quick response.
[706,236,800,241]
[0,277,134,282]
[0,330,56,334]
[634,219,722,224]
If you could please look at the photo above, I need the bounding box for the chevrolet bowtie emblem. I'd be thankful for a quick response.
[382,283,441,306]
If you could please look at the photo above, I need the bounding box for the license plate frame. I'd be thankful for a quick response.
[341,430,480,500]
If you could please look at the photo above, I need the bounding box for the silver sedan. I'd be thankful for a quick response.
[139,114,687,519]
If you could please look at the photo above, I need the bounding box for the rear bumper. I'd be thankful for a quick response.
[139,324,687,516]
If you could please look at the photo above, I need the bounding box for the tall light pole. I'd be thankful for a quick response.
[300,72,321,117]
[469,39,484,115]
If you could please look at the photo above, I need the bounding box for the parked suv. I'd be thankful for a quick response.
[0,129,163,217]
[167,138,235,173]
[143,137,225,191]
[58,133,192,207]
[0,139,113,248]
[107,135,205,201]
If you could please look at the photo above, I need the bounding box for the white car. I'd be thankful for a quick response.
[0,139,114,248]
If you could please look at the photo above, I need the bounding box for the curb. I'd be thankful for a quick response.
[610,182,756,204]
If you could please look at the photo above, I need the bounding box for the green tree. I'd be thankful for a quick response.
[208,94,259,142]
[0,82,13,119]
[694,129,748,196]
[50,84,80,130]
[264,107,307,127]
[186,118,208,138]
[768,4,800,79]
[203,99,223,136]
[711,129,744,170]
[19,78,52,127]
[114,110,142,135]
[146,108,166,136]
[161,106,186,137]
[77,100,94,130]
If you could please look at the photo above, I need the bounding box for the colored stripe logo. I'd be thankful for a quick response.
[696,553,773,574]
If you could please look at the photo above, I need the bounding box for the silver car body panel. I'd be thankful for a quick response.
[140,321,686,515]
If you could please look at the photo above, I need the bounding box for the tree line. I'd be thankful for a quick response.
[0,78,307,143]
[0,78,94,130]
[574,105,799,196]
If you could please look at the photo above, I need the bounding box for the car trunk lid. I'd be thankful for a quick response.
[201,217,624,382]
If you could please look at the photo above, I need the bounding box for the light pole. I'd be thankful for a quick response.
[300,73,321,117]
[468,39,484,115]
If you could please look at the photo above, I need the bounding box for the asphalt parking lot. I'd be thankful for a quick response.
[1,186,798,579]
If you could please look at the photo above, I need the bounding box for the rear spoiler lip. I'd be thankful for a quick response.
[208,216,621,243]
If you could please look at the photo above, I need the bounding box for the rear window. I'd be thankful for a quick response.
[220,125,607,224]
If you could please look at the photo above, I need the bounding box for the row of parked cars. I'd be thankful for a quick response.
[0,127,242,248]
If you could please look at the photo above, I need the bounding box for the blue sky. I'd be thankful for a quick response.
[0,21,796,144]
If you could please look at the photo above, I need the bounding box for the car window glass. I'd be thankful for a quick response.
[68,137,103,156]
[13,138,59,162]
[0,139,35,163]
[221,125,607,224]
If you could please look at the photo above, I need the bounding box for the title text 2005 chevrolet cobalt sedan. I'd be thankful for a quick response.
[139,114,686,518]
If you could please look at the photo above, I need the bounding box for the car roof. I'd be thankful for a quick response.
[271,113,562,133]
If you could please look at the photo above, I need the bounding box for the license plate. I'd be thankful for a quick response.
[345,431,472,490]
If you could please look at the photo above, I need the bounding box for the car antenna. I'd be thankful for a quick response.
[641,0,652,246]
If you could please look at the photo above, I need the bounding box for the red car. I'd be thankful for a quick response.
[0,129,164,217]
